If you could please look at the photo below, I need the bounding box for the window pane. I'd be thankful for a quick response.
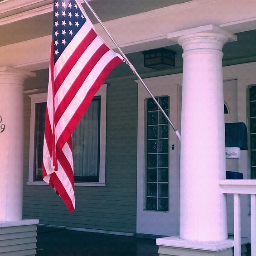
[251,134,256,149]
[159,97,169,110]
[224,103,229,114]
[159,110,168,124]
[158,154,168,167]
[147,183,157,197]
[147,154,157,167]
[159,125,168,138]
[147,140,157,153]
[147,126,158,139]
[252,167,256,179]
[34,102,47,181]
[159,183,168,197]
[251,118,256,133]
[158,198,168,211]
[158,168,168,182]
[148,111,158,125]
[251,151,256,167]
[250,102,256,117]
[147,168,157,182]
[73,98,100,182]
[146,197,157,211]
[158,139,168,153]
[147,98,158,111]
[250,86,256,101]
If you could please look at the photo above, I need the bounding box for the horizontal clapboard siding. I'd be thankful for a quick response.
[23,73,138,234]
[0,221,37,256]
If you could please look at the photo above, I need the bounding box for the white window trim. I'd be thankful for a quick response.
[27,84,107,187]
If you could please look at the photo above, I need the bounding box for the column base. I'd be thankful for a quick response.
[157,236,234,256]
[0,219,39,256]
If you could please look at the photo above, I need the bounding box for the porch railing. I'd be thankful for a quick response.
[220,180,256,256]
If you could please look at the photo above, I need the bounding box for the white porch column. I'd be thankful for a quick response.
[0,67,34,221]
[178,27,235,242]
[157,25,236,255]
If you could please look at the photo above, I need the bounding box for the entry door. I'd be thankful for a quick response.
[136,75,181,236]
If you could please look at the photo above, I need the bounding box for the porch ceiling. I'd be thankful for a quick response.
[0,0,190,47]
[0,0,256,76]
[104,29,256,80]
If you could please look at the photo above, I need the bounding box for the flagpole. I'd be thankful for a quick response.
[80,0,181,141]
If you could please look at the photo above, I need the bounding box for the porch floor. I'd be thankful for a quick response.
[36,225,159,256]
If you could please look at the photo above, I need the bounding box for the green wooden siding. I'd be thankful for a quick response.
[22,74,138,234]
[0,222,37,256]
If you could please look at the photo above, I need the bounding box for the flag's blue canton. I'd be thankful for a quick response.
[53,0,86,63]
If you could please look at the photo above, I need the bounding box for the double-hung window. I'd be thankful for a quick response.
[28,85,106,186]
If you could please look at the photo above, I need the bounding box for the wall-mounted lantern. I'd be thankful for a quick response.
[142,48,175,70]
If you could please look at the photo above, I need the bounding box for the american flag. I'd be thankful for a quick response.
[43,0,123,212]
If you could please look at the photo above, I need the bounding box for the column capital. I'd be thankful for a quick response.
[168,24,236,51]
[0,67,35,86]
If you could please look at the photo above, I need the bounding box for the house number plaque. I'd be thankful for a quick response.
[0,116,5,133]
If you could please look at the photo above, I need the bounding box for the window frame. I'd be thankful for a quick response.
[27,84,107,187]
[145,96,170,212]
[248,84,256,179]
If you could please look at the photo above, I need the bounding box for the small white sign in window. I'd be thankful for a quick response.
[225,147,240,159]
